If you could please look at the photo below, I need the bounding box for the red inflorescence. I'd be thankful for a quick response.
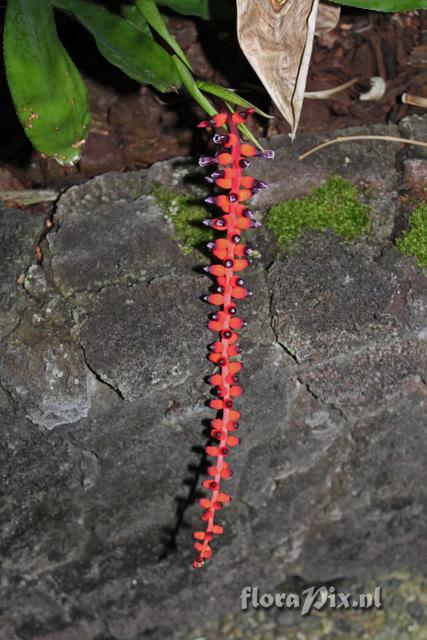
[193,109,274,568]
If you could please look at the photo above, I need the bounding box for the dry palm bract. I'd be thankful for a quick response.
[236,0,340,138]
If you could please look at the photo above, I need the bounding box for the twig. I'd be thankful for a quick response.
[402,93,427,109]
[299,135,427,161]
[304,77,359,100]
[0,189,59,205]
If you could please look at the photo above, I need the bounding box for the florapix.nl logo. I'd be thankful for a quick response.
[240,585,382,615]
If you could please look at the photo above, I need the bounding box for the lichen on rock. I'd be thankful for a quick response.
[153,185,213,255]
[266,175,371,251]
[396,202,427,268]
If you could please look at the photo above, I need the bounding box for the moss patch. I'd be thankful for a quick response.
[396,203,427,268]
[153,187,213,255]
[266,175,370,251]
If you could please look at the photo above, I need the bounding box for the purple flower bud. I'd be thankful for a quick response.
[207,242,216,249]
[213,134,228,144]
[211,170,224,179]
[205,176,215,184]
[251,220,262,228]
[239,159,251,169]
[203,219,214,226]
[254,180,268,190]
[256,149,275,160]
[229,193,239,203]
[199,156,217,167]
[204,196,216,205]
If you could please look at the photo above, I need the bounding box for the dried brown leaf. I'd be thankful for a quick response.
[237,0,320,138]
[315,3,340,36]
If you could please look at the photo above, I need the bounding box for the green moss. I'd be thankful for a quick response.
[153,187,213,255]
[396,203,427,268]
[266,175,370,251]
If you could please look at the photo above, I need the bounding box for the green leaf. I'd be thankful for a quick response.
[52,0,181,92]
[4,0,90,165]
[120,4,153,38]
[155,0,235,20]
[172,54,218,116]
[196,81,272,119]
[331,0,427,10]
[173,56,264,150]
[136,0,193,69]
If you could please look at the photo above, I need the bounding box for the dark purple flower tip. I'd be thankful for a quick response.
[244,247,253,256]
[247,290,254,297]
[254,180,268,189]
[242,208,254,218]
[213,134,228,144]
[257,149,275,160]
[203,219,214,227]
[251,220,262,228]
[239,159,251,169]
[203,266,211,272]
[231,234,241,244]
[228,193,239,203]
[199,156,217,167]
[204,196,216,205]
[211,170,224,179]
[207,242,216,249]
[205,176,215,184]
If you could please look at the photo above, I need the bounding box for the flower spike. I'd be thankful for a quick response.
[193,108,273,569]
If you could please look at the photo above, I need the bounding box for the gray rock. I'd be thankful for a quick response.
[399,114,427,159]
[251,122,402,214]
[0,121,426,640]
[268,232,401,363]
[0,206,43,339]
[78,275,208,401]
[48,173,191,298]
[0,300,91,429]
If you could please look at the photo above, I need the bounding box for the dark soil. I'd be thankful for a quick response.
[0,7,426,193]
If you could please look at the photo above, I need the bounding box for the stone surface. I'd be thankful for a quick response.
[403,158,427,195]
[47,171,193,298]
[0,120,426,640]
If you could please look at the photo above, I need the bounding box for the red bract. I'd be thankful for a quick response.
[193,109,274,569]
